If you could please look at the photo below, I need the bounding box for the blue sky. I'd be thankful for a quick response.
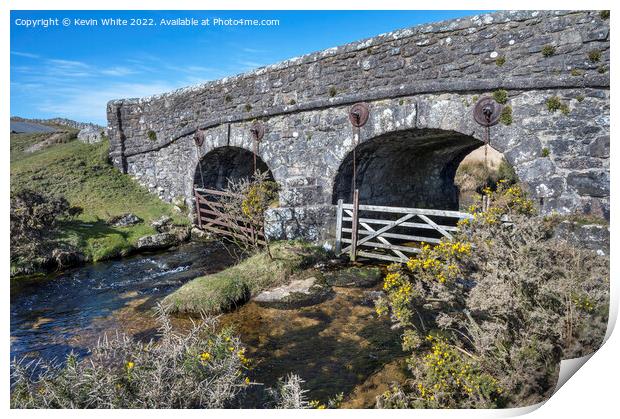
[11,10,486,125]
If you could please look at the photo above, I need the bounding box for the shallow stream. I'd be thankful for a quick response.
[10,242,405,407]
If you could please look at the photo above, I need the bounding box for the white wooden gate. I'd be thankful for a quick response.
[335,197,473,263]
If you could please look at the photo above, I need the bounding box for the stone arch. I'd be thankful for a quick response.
[193,146,274,190]
[331,128,485,210]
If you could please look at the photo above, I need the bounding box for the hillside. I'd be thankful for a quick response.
[10,132,188,274]
[10,116,103,131]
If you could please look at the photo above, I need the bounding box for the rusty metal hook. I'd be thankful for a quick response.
[250,121,265,142]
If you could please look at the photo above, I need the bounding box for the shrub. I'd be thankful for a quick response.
[499,105,513,125]
[10,305,252,408]
[541,45,556,57]
[147,130,157,141]
[497,159,519,184]
[263,374,342,409]
[546,96,563,112]
[11,305,323,409]
[588,50,601,63]
[492,89,508,105]
[219,171,279,258]
[328,87,337,97]
[541,147,550,157]
[267,374,310,408]
[10,189,80,264]
[495,56,506,67]
[570,69,583,76]
[375,182,609,407]
[455,158,518,198]
[599,10,610,19]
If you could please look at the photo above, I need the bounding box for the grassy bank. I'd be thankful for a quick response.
[163,242,327,314]
[10,133,187,272]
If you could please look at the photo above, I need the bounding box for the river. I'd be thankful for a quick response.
[10,241,405,407]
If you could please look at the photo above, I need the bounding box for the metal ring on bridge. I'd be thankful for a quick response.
[349,103,370,127]
[250,121,265,142]
[473,96,503,127]
[193,129,205,146]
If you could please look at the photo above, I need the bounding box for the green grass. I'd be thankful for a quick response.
[11,133,187,264]
[163,242,327,314]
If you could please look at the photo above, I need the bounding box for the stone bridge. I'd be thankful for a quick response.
[107,10,610,245]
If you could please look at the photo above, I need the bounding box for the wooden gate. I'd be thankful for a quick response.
[335,196,473,263]
[194,186,266,246]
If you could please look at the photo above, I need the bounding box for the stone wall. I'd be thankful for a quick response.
[107,10,610,244]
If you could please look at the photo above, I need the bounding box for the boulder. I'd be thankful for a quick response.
[135,232,179,251]
[136,225,191,252]
[191,227,211,240]
[253,276,333,309]
[151,216,173,232]
[171,196,187,213]
[77,126,104,144]
[108,213,142,227]
[172,225,191,242]
[51,248,85,269]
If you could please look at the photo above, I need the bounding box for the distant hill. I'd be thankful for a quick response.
[10,116,104,132]
[10,120,59,134]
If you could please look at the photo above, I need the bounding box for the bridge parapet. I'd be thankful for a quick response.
[107,10,608,162]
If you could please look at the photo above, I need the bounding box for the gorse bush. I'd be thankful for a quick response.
[267,374,311,408]
[11,305,334,409]
[376,182,609,408]
[11,305,253,408]
[10,189,82,268]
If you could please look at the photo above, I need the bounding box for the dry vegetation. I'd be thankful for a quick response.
[375,183,609,408]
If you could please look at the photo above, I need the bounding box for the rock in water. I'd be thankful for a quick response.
[108,213,142,227]
[253,276,333,309]
[135,233,179,251]
[77,126,104,144]
[135,225,191,251]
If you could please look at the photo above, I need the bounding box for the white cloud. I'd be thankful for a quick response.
[100,66,139,77]
[11,51,40,59]
[47,59,90,68]
[241,47,268,54]
[36,81,180,125]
